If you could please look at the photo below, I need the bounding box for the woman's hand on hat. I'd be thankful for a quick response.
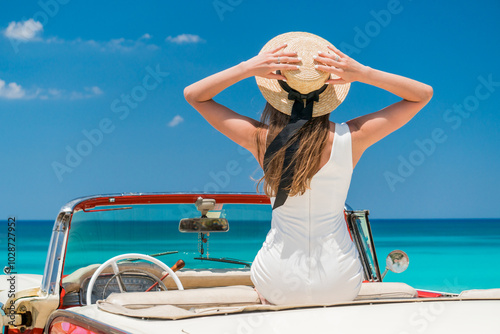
[314,44,368,84]
[241,43,301,80]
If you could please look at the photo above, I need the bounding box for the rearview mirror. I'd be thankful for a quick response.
[179,218,229,233]
[381,250,409,279]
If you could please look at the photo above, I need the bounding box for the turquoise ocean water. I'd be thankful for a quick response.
[3,218,500,294]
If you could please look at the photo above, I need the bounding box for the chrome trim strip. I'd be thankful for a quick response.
[41,212,71,295]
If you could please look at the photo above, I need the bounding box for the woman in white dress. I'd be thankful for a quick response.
[184,32,432,305]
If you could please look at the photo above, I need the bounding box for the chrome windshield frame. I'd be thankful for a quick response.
[40,211,71,295]
[40,192,271,297]
[345,209,382,282]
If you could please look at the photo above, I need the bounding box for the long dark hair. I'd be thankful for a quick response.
[254,102,330,197]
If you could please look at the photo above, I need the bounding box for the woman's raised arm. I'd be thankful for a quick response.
[183,44,299,152]
[315,45,433,156]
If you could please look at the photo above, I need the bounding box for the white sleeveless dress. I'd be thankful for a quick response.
[250,122,363,305]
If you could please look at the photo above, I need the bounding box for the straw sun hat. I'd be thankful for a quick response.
[255,31,350,117]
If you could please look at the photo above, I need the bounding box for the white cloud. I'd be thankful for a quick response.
[0,81,103,100]
[102,37,161,51]
[87,86,103,95]
[106,38,128,51]
[4,19,43,41]
[168,115,184,127]
[165,34,204,44]
[45,36,64,44]
[0,79,26,99]
[5,26,159,52]
[69,86,104,100]
[48,88,63,97]
[63,36,159,52]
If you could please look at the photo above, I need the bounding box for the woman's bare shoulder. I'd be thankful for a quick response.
[345,119,364,169]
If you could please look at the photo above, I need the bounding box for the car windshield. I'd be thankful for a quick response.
[63,203,272,275]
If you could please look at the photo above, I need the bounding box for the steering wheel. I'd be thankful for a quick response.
[102,268,169,299]
[86,253,184,305]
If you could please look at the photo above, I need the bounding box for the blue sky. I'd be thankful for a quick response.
[1,0,499,219]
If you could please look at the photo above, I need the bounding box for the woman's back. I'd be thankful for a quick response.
[184,31,432,306]
[250,122,364,305]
